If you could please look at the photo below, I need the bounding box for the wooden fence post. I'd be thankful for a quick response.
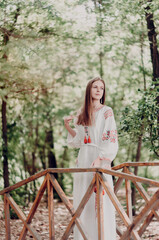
[4,194,11,240]
[96,173,101,240]
[124,167,133,221]
[47,174,55,240]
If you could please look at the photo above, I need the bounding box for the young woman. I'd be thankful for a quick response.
[64,77,118,240]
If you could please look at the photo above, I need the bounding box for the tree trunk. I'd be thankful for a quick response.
[1,7,20,189]
[145,1,159,155]
[39,146,46,169]
[22,146,29,205]
[99,0,104,78]
[1,24,9,189]
[145,2,159,84]
[131,134,143,215]
[2,98,9,188]
[58,147,68,192]
[93,0,104,78]
[140,25,146,91]
[132,124,144,215]
[32,152,36,175]
[46,128,58,180]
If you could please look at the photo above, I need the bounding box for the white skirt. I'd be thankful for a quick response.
[73,145,116,240]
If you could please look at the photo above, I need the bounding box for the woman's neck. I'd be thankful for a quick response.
[92,101,101,109]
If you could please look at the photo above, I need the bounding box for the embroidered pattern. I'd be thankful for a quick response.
[102,130,117,143]
[99,157,111,164]
[104,109,113,119]
[99,157,111,161]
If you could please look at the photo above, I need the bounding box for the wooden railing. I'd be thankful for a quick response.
[0,162,159,240]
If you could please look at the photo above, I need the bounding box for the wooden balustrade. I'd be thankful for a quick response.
[0,162,159,240]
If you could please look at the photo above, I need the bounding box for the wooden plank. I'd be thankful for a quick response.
[6,193,42,240]
[19,176,47,240]
[100,188,104,240]
[99,168,159,187]
[4,194,11,240]
[47,168,159,187]
[124,167,132,240]
[112,162,159,171]
[0,169,48,195]
[47,175,55,240]
[120,190,159,240]
[138,210,154,237]
[96,174,101,240]
[48,173,89,240]
[97,173,141,240]
[114,177,124,194]
[124,167,132,221]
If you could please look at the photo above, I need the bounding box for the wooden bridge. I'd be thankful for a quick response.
[0,162,159,240]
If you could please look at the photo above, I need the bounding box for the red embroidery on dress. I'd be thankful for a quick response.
[102,130,117,143]
[99,157,111,162]
[104,109,113,119]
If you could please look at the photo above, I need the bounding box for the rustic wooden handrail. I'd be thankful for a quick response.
[112,161,159,170]
[1,163,159,196]
[0,162,159,240]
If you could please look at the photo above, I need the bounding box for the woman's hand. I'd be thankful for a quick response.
[90,156,101,168]
[90,157,111,170]
[63,115,74,127]
[63,115,76,138]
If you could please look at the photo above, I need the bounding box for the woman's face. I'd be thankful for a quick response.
[91,80,104,101]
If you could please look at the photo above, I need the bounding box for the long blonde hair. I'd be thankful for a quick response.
[77,77,106,126]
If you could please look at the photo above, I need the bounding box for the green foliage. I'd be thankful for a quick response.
[120,85,159,156]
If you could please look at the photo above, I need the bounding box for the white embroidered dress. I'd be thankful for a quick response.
[67,105,118,240]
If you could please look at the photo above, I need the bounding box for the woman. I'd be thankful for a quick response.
[64,77,118,240]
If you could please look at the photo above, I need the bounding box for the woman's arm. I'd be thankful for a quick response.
[64,116,76,137]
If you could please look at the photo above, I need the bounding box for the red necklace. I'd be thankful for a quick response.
[84,126,91,144]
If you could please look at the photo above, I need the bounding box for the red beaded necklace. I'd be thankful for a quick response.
[83,104,103,144]
[84,126,91,144]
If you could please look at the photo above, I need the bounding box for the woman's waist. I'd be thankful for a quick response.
[81,142,99,148]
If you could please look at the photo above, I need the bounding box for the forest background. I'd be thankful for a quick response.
[0,0,159,208]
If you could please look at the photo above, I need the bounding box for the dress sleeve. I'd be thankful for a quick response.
[67,127,81,148]
[98,108,118,167]
[67,114,81,148]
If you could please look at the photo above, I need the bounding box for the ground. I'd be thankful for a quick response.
[0,188,159,239]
